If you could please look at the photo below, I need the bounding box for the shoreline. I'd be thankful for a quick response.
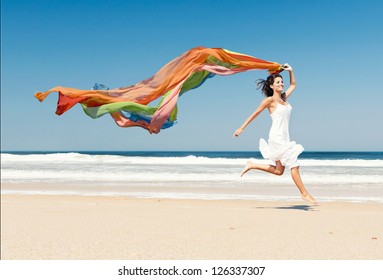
[2,182,382,203]
[2,193,382,260]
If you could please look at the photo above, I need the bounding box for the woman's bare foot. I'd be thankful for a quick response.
[240,161,254,177]
[301,193,318,204]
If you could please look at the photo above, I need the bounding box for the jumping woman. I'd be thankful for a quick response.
[233,64,317,204]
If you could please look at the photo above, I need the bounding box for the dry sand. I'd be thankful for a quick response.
[1,194,382,260]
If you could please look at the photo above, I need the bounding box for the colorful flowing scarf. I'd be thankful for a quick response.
[35,47,283,134]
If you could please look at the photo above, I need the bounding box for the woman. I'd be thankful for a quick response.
[233,64,317,204]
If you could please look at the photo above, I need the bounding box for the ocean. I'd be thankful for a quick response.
[1,151,382,203]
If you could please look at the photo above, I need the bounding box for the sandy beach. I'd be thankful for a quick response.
[1,192,382,260]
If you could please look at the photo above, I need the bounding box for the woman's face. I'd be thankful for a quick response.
[271,77,284,93]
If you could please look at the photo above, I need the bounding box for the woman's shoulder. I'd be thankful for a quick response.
[262,96,274,105]
[259,96,274,109]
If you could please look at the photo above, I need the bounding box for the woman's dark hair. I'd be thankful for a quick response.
[256,74,286,101]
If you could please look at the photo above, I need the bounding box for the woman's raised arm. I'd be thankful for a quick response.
[283,64,296,99]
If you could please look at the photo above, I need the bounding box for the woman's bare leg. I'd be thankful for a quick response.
[291,166,317,204]
[240,160,285,177]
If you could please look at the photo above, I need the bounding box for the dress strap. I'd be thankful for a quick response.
[272,96,288,106]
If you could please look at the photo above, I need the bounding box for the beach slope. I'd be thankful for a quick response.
[1,194,382,259]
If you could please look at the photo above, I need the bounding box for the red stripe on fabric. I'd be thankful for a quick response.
[56,92,86,115]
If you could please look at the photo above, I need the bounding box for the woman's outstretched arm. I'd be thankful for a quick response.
[233,97,272,137]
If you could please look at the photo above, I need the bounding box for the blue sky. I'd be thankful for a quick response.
[1,0,383,151]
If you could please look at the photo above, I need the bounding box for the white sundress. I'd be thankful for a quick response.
[259,102,303,168]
